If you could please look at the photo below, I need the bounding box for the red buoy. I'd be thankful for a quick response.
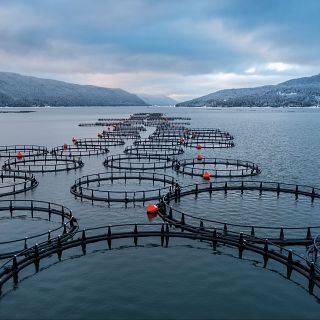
[146,203,158,215]
[179,137,185,144]
[196,144,202,150]
[63,143,68,150]
[197,154,203,161]
[16,151,23,160]
[202,171,210,180]
[108,127,110,131]
[97,133,102,139]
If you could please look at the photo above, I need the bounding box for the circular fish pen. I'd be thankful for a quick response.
[70,171,180,203]
[174,157,261,178]
[103,154,175,171]
[145,121,190,127]
[2,155,84,173]
[0,171,38,197]
[133,139,182,147]
[0,199,78,259]
[124,145,184,157]
[51,145,109,157]
[149,127,233,137]
[0,223,319,297]
[184,139,235,149]
[0,145,48,158]
[75,137,125,147]
[157,181,320,244]
[101,132,140,140]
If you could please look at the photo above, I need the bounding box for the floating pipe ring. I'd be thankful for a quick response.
[51,145,109,157]
[103,154,175,171]
[174,158,260,177]
[71,171,180,203]
[0,199,78,259]
[0,171,38,197]
[75,137,125,147]
[124,145,184,157]
[2,155,84,173]
[157,181,320,245]
[0,145,48,158]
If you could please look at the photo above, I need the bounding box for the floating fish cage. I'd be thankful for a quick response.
[113,126,146,133]
[189,132,234,140]
[144,121,190,127]
[97,118,131,122]
[103,154,175,171]
[78,122,118,127]
[51,145,109,157]
[157,181,320,243]
[1,222,319,296]
[75,137,125,147]
[0,199,78,259]
[70,171,180,203]
[150,131,234,141]
[100,132,140,140]
[97,119,145,126]
[0,171,38,197]
[174,158,261,177]
[124,145,184,157]
[184,140,235,149]
[78,121,147,129]
[133,138,182,147]
[2,155,84,173]
[0,145,48,158]
[147,136,184,144]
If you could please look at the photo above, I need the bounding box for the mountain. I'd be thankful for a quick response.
[137,93,177,106]
[0,72,147,107]
[176,74,320,108]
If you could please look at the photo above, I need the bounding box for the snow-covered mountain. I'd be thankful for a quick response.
[176,74,320,108]
[0,72,147,107]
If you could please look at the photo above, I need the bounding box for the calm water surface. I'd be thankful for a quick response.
[0,106,320,319]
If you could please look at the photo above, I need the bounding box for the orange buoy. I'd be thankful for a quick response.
[16,151,23,160]
[197,154,203,161]
[63,143,68,150]
[196,144,202,150]
[146,203,158,215]
[202,171,210,180]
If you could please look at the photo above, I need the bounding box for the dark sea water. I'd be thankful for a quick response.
[0,106,320,319]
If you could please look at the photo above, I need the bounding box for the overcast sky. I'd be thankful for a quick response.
[0,0,319,101]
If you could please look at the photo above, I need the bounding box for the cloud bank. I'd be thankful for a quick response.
[0,0,319,100]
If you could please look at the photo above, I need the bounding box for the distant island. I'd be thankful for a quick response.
[0,72,174,107]
[177,74,320,108]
